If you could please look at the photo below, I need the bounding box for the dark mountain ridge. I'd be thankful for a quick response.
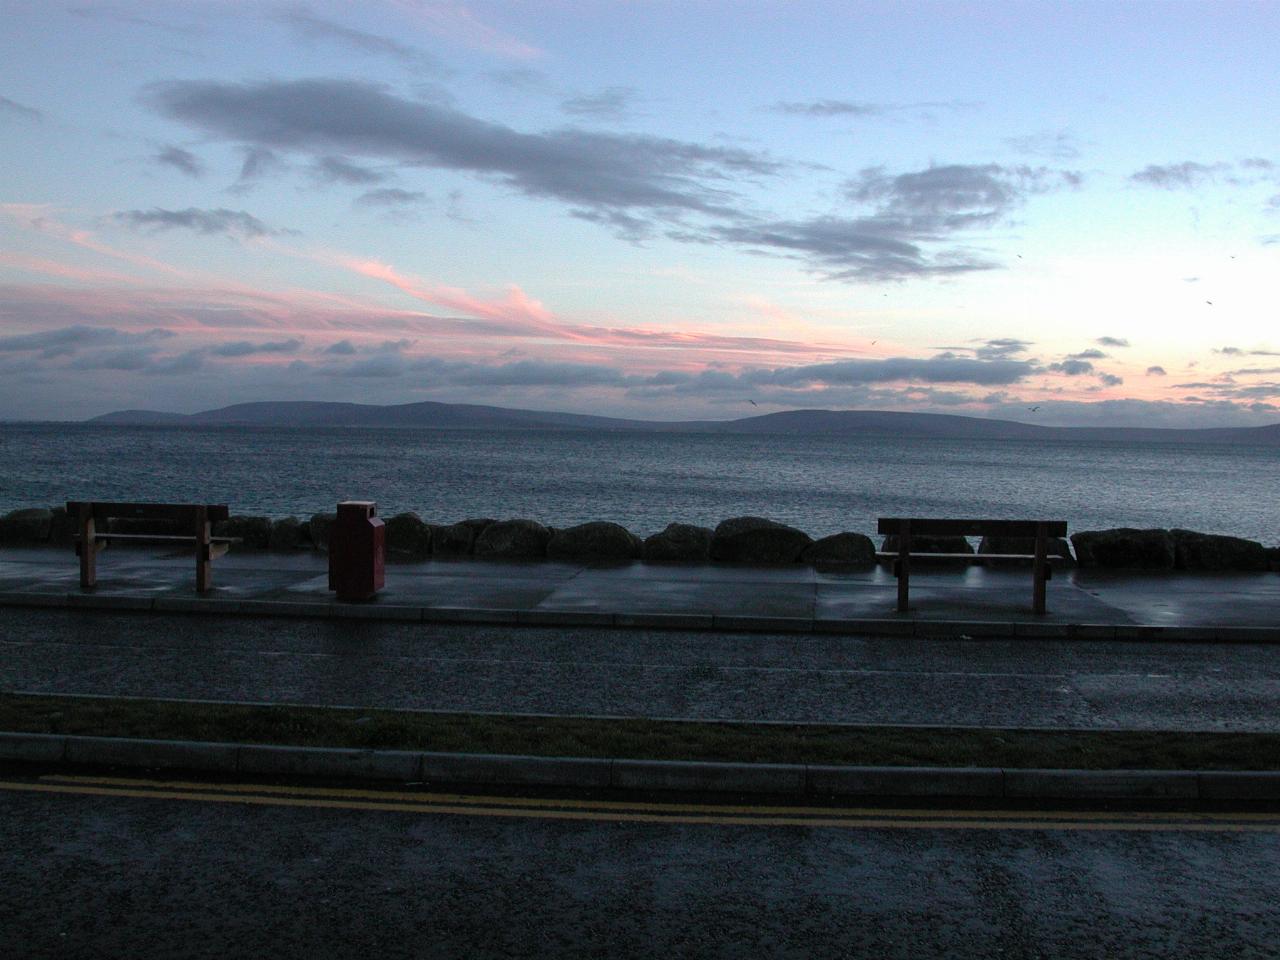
[88,400,1280,444]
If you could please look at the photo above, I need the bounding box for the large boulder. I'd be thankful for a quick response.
[802,532,876,567]
[0,507,52,543]
[213,515,272,549]
[429,518,495,557]
[642,523,713,563]
[1071,528,1175,569]
[547,521,641,563]
[308,512,336,551]
[384,511,432,561]
[474,519,551,560]
[268,516,304,551]
[978,536,1075,568]
[1171,529,1267,571]
[880,535,974,564]
[710,516,813,564]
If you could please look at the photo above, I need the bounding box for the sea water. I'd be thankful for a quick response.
[1,423,1276,543]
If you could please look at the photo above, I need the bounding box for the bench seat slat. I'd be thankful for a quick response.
[876,518,1067,537]
[66,501,230,524]
[79,534,240,544]
[873,552,1062,561]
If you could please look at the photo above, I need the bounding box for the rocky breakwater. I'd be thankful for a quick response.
[1071,528,1271,571]
[4,503,1277,572]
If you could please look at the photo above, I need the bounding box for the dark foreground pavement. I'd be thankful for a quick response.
[3,770,1279,960]
[5,606,1280,731]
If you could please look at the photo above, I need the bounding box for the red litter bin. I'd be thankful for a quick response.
[329,501,385,601]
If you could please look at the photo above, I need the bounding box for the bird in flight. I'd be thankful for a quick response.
[1027,405,1040,413]
[1206,300,1214,305]
[748,399,758,406]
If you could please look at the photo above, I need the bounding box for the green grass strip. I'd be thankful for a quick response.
[4,692,1280,770]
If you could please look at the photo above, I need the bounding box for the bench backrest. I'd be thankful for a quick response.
[66,501,230,525]
[877,518,1067,538]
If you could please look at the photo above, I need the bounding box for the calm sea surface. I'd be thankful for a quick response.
[2,423,1277,543]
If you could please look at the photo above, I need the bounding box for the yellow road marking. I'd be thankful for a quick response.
[39,773,1280,824]
[3,777,1279,832]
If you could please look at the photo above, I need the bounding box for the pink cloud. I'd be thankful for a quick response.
[0,205,188,279]
[0,251,138,285]
[335,255,842,359]
[389,1,542,59]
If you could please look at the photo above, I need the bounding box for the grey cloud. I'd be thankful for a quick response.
[1129,161,1229,188]
[324,339,357,355]
[755,356,1034,387]
[770,99,884,117]
[0,95,42,121]
[113,207,289,239]
[155,145,204,177]
[0,325,173,359]
[1242,158,1275,170]
[69,348,157,371]
[707,216,995,282]
[237,146,286,184]
[1147,366,1167,375]
[144,350,205,375]
[209,338,303,357]
[847,163,1080,231]
[561,86,637,120]
[1048,359,1094,376]
[336,354,409,378]
[145,79,1074,282]
[1221,347,1280,357]
[426,358,629,387]
[1004,132,1080,160]
[356,188,426,207]
[703,163,1078,281]
[769,99,971,118]
[1099,373,1123,387]
[146,78,780,221]
[274,6,440,72]
[1069,349,1107,360]
[1097,336,1130,347]
[975,338,1032,360]
[310,155,385,185]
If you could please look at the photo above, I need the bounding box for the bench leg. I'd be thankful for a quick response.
[77,508,96,589]
[195,507,212,593]
[1032,522,1048,615]
[896,521,911,613]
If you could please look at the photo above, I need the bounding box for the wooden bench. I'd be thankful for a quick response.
[68,501,237,593]
[876,518,1069,615]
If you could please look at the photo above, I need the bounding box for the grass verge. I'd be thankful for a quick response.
[4,692,1280,770]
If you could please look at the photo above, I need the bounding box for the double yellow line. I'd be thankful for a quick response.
[5,774,1280,832]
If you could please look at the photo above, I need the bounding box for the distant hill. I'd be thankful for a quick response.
[88,401,1280,444]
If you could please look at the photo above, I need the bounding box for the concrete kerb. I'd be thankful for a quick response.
[0,590,1270,642]
[6,732,1280,801]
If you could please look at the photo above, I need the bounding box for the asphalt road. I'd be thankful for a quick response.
[2,770,1279,959]
[4,607,1280,730]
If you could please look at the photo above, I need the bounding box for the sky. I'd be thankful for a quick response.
[1,0,1278,426]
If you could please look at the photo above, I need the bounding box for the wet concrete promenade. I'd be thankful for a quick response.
[1,544,1278,635]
